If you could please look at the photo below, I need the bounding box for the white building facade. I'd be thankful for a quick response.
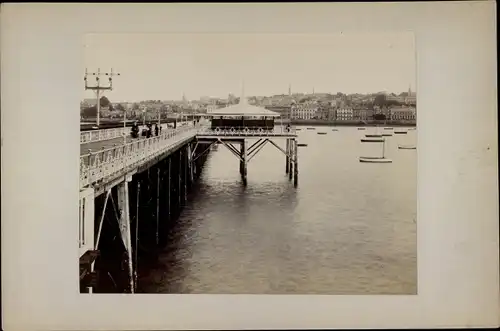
[391,107,416,121]
[336,107,354,121]
[291,102,318,120]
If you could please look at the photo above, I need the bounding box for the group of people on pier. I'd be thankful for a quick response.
[130,122,163,139]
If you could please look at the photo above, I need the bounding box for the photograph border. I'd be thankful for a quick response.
[2,2,498,330]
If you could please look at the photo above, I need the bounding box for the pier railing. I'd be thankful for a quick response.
[80,126,197,189]
[196,126,297,137]
[80,122,194,144]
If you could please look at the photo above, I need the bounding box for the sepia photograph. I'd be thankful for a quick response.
[79,32,417,294]
[3,2,498,330]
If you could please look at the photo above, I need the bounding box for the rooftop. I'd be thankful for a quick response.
[207,94,281,117]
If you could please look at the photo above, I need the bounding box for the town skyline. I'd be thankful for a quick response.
[82,88,416,105]
[84,32,416,102]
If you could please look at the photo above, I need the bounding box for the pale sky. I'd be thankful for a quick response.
[83,32,416,102]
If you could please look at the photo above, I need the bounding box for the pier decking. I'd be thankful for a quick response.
[79,98,301,294]
[80,125,199,193]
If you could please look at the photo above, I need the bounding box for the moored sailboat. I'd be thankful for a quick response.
[359,138,392,163]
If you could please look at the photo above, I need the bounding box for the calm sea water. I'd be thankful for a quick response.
[137,126,418,295]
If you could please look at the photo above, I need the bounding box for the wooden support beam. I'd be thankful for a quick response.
[223,140,243,158]
[267,139,289,158]
[247,139,269,163]
[218,139,244,162]
[286,139,290,174]
[193,141,216,163]
[227,142,240,155]
[190,141,199,159]
[247,139,268,158]
[95,189,110,249]
[247,138,263,155]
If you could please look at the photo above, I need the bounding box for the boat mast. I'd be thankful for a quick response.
[382,138,386,158]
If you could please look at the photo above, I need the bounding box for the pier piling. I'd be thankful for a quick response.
[156,167,160,246]
[184,146,188,203]
[240,139,247,185]
[285,139,290,174]
[293,139,298,187]
[117,176,134,293]
[134,182,140,289]
[178,149,182,209]
[167,158,171,222]
[188,143,194,184]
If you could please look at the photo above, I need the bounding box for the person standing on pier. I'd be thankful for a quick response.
[154,124,159,136]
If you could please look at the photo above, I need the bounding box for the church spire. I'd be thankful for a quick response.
[239,80,247,105]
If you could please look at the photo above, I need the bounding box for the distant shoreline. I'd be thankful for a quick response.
[283,119,416,127]
[80,118,417,131]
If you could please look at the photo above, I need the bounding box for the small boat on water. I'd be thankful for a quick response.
[394,131,407,135]
[297,143,308,147]
[332,128,338,131]
[296,128,302,131]
[382,133,393,137]
[307,127,316,130]
[365,134,383,138]
[357,127,366,130]
[398,145,416,150]
[317,132,327,135]
[384,127,393,130]
[359,138,392,163]
[359,157,393,163]
[361,138,385,143]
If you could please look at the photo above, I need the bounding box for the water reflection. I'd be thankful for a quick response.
[138,127,417,294]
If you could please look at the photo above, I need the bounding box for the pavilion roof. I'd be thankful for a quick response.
[207,98,281,117]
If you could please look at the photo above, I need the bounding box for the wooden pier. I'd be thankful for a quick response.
[78,96,299,293]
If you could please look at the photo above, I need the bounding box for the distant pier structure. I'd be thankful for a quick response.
[196,96,299,186]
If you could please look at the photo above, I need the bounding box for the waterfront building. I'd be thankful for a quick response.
[206,105,217,114]
[336,107,354,121]
[352,108,361,121]
[291,101,319,120]
[390,107,416,121]
[328,107,337,121]
[265,106,292,120]
[359,108,371,121]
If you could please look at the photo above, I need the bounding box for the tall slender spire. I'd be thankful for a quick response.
[288,83,291,96]
[239,80,247,105]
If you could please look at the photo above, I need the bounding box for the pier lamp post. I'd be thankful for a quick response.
[142,108,146,126]
[84,68,120,127]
